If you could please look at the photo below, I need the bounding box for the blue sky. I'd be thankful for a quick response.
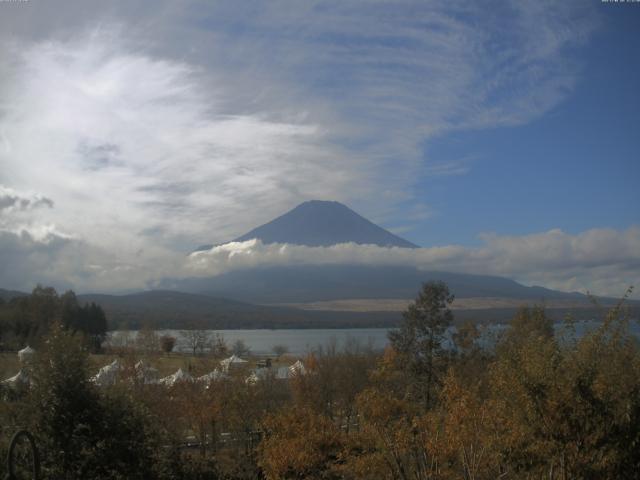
[0,0,638,296]
[406,5,639,247]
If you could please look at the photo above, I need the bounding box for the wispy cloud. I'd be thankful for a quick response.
[0,0,607,293]
[0,31,364,249]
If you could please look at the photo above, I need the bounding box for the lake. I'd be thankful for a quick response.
[109,328,390,355]
[108,320,640,356]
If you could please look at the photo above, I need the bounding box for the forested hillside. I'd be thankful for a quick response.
[0,286,107,351]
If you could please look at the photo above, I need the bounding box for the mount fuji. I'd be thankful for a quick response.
[196,200,417,251]
[177,201,590,306]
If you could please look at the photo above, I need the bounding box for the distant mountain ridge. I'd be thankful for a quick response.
[4,287,636,330]
[169,265,588,304]
[76,290,400,329]
[0,288,400,329]
[0,288,27,301]
[196,200,418,251]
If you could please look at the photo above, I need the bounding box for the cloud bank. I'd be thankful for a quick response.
[2,223,637,297]
[187,228,640,298]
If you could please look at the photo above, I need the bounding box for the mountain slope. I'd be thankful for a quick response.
[0,288,28,301]
[77,290,400,329]
[196,200,418,250]
[184,201,603,307]
[170,265,587,304]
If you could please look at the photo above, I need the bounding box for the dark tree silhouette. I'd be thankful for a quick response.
[388,280,454,408]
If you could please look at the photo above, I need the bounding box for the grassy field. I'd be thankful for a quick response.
[0,351,294,381]
[271,296,613,312]
[0,353,20,381]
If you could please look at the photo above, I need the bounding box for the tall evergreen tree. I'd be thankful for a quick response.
[388,280,454,409]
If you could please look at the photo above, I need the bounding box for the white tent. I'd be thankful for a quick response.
[135,360,159,384]
[1,369,30,388]
[18,346,36,363]
[135,360,148,370]
[289,360,307,376]
[274,360,307,380]
[246,368,270,385]
[159,368,193,387]
[220,354,248,372]
[197,369,225,386]
[92,359,121,387]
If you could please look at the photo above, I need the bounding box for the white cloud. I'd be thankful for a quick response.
[187,227,640,298]
[0,1,613,295]
[0,30,366,255]
[0,226,189,293]
[0,1,599,235]
[0,185,53,213]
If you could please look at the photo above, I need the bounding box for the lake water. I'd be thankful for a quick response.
[109,328,390,355]
[108,320,640,356]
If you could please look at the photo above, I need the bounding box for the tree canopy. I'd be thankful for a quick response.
[388,280,454,408]
[0,286,108,351]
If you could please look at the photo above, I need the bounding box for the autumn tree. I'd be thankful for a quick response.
[29,323,156,479]
[451,320,488,384]
[501,305,554,349]
[173,380,219,458]
[136,324,159,355]
[210,333,229,358]
[181,329,211,356]
[272,344,289,357]
[159,334,176,354]
[258,406,344,480]
[213,375,264,478]
[231,339,251,357]
[489,294,640,478]
[432,370,502,480]
[452,320,480,355]
[337,384,442,480]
